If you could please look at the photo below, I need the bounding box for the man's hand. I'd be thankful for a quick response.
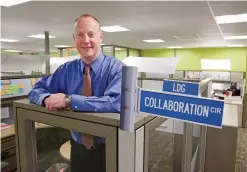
[44,93,66,110]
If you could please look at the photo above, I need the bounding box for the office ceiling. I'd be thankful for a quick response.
[1,1,247,52]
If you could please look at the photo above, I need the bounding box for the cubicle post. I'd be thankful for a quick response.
[14,112,37,172]
[44,31,50,75]
[198,126,207,172]
[119,66,138,172]
[197,80,212,172]
[181,123,193,172]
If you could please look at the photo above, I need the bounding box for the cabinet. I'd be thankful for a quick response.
[1,125,17,172]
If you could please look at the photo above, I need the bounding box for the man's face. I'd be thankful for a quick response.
[73,17,102,60]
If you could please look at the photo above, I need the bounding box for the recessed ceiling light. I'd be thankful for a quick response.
[54,45,72,48]
[143,39,165,43]
[4,49,22,53]
[27,34,56,39]
[226,44,245,47]
[0,0,31,7]
[0,38,19,42]
[100,25,130,32]
[167,46,182,49]
[224,36,247,40]
[215,13,247,24]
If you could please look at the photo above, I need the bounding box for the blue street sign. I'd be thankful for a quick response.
[163,80,199,96]
[139,90,224,128]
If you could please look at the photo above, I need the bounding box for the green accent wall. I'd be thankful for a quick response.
[141,47,247,72]
[141,49,174,57]
[141,47,247,92]
[176,48,247,72]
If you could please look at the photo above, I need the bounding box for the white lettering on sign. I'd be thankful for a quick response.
[210,107,221,114]
[172,83,185,93]
[144,97,217,117]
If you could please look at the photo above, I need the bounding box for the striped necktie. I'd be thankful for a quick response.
[82,65,94,149]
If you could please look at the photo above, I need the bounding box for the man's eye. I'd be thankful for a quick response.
[89,33,94,37]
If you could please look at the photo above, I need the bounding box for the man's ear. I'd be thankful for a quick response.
[100,31,103,43]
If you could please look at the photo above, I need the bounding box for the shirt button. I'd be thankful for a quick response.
[75,106,78,108]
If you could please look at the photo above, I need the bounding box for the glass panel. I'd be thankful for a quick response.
[129,49,139,57]
[140,78,184,172]
[66,47,79,56]
[114,47,127,61]
[36,124,71,172]
[149,119,176,172]
[191,124,201,172]
[102,46,114,56]
[33,121,108,172]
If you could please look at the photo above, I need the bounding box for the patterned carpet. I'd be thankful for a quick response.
[235,126,247,172]
[148,131,174,172]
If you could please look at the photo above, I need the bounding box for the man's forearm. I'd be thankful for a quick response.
[70,94,120,113]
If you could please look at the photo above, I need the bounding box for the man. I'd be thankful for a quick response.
[28,14,123,172]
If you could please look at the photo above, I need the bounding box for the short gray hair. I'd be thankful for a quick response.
[74,14,100,28]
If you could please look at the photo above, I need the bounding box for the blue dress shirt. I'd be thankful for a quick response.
[28,52,124,144]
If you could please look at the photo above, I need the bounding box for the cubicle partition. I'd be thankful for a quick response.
[138,77,211,172]
[1,75,46,172]
[13,99,168,172]
[13,75,212,172]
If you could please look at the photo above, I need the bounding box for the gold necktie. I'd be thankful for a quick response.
[82,65,94,149]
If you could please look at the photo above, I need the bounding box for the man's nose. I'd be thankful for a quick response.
[82,35,89,43]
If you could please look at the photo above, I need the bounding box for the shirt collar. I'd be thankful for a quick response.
[80,52,104,74]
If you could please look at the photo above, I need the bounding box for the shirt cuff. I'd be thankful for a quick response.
[38,93,51,106]
[70,95,86,110]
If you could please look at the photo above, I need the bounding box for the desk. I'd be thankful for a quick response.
[1,124,15,139]
[13,99,165,172]
[223,97,243,128]
[1,125,16,172]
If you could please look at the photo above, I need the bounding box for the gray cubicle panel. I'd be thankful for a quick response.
[173,71,185,79]
[13,99,165,172]
[185,70,245,83]
[1,54,48,74]
[230,72,244,82]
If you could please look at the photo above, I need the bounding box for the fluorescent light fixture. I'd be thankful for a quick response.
[100,25,130,32]
[54,45,71,48]
[0,38,19,42]
[215,13,247,24]
[0,0,31,7]
[201,59,231,70]
[226,44,245,47]
[224,36,247,40]
[101,43,106,45]
[4,49,22,53]
[27,34,56,39]
[143,39,165,43]
[167,46,182,49]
